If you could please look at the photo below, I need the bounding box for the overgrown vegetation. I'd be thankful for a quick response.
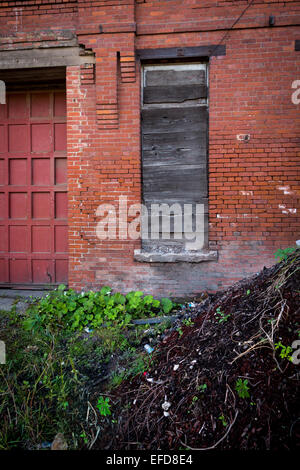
[23,285,175,333]
[0,288,176,449]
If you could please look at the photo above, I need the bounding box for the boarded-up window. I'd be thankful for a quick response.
[141,63,208,254]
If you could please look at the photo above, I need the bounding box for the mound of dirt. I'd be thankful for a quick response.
[97,251,300,450]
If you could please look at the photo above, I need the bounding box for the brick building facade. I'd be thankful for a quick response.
[0,0,299,297]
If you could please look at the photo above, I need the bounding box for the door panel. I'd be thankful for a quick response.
[0,91,68,286]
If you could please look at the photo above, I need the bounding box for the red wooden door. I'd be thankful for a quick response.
[0,91,68,287]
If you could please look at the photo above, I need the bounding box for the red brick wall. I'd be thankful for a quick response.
[1,0,299,297]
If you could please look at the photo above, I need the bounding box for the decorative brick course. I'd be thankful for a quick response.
[80,63,95,86]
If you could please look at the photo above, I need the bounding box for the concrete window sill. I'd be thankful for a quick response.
[134,249,218,263]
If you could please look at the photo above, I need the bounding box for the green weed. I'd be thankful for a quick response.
[274,341,293,362]
[235,378,250,399]
[274,246,298,262]
[96,396,111,417]
[219,414,228,427]
[215,307,231,323]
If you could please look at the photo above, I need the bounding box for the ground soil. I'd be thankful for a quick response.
[95,251,300,450]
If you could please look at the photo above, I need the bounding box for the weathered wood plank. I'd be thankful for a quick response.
[145,69,205,86]
[142,128,207,166]
[142,201,209,228]
[143,165,208,201]
[142,106,207,134]
[143,199,208,209]
[143,84,207,103]
[142,149,207,167]
[142,130,206,150]
[143,162,206,178]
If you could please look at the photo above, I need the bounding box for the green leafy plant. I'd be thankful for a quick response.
[96,396,111,417]
[110,370,126,388]
[160,297,174,314]
[219,414,228,427]
[274,341,293,362]
[190,396,198,407]
[197,384,207,393]
[235,378,250,399]
[274,246,297,262]
[22,285,175,334]
[215,307,231,323]
[126,291,162,318]
[177,327,183,337]
[100,286,112,296]
[80,431,89,445]
[182,317,194,327]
